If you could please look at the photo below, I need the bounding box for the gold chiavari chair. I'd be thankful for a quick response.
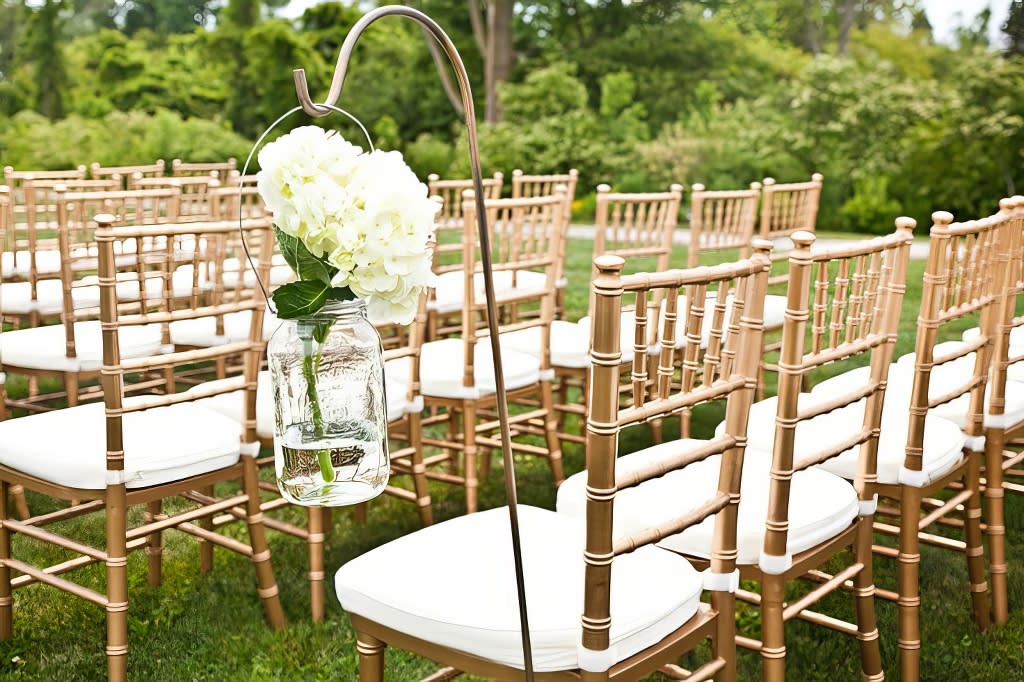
[0,215,285,682]
[90,160,165,189]
[506,183,683,446]
[560,224,913,681]
[801,212,1002,680]
[510,169,578,320]
[0,187,183,411]
[404,189,566,513]
[686,182,761,267]
[171,158,237,184]
[758,173,824,285]
[334,246,772,681]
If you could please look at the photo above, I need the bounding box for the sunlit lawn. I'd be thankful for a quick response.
[1,235,1023,680]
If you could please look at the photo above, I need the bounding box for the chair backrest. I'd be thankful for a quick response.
[171,158,237,184]
[21,177,124,232]
[90,160,165,188]
[759,173,824,239]
[94,215,274,465]
[129,175,216,221]
[428,172,503,227]
[988,196,1024,432]
[763,223,913,565]
[511,168,578,211]
[460,190,568,372]
[208,180,269,222]
[582,247,770,657]
[687,182,762,267]
[899,210,1005,479]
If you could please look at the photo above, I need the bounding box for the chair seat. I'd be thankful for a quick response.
[0,280,100,315]
[736,391,965,487]
[657,292,784,348]
[502,321,590,369]
[512,269,568,290]
[556,440,859,565]
[2,250,63,277]
[576,310,657,359]
[763,294,787,329]
[169,309,281,347]
[963,325,1024,349]
[385,337,546,400]
[428,271,549,315]
[335,505,703,673]
[821,351,1024,430]
[186,369,412,439]
[221,258,295,289]
[0,320,165,372]
[0,401,241,489]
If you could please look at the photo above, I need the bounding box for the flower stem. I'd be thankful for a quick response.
[302,349,335,483]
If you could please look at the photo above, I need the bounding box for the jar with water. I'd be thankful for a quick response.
[268,299,389,506]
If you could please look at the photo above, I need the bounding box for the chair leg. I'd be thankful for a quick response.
[711,589,736,681]
[852,517,883,681]
[463,403,479,514]
[407,413,433,526]
[897,487,922,682]
[308,507,325,623]
[984,429,1009,625]
[446,406,460,476]
[10,485,29,520]
[106,486,130,682]
[759,575,786,682]
[198,484,214,575]
[356,630,386,681]
[540,380,565,486]
[145,500,163,588]
[241,456,285,629]
[963,451,991,632]
[0,481,12,640]
[66,375,79,407]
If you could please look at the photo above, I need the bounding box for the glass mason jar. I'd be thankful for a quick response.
[267,299,390,506]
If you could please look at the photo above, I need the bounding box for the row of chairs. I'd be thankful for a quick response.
[336,196,1024,681]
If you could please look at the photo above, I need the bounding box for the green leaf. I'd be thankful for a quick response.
[271,281,356,320]
[274,225,335,285]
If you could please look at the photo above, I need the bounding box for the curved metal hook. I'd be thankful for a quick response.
[295,7,535,678]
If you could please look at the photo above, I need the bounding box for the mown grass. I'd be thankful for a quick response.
[1,235,1022,681]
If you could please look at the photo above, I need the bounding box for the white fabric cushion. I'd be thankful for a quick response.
[576,310,657,359]
[385,337,544,400]
[169,309,281,347]
[512,269,567,290]
[336,505,703,673]
[502,320,591,369]
[186,369,411,438]
[556,439,858,565]
[0,279,101,315]
[1,250,63,277]
[0,320,165,372]
[428,271,549,315]
[736,390,964,486]
[821,353,1024,430]
[963,325,1024,349]
[762,294,787,329]
[0,401,241,489]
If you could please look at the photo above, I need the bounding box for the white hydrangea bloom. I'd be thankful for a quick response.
[257,127,439,325]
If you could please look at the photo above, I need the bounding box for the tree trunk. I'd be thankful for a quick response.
[802,0,820,54]
[485,0,515,122]
[838,0,855,54]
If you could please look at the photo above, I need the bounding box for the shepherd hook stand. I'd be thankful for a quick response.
[293,5,535,678]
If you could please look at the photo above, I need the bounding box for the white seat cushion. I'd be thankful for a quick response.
[0,401,241,489]
[502,320,591,369]
[0,320,165,372]
[823,352,1024,430]
[385,337,545,400]
[2,250,63,277]
[428,271,548,315]
[169,309,281,347]
[762,294,787,329]
[963,325,1024,349]
[186,369,412,438]
[556,440,858,565]
[738,389,964,486]
[0,279,101,315]
[576,310,657,359]
[335,505,703,673]
[512,269,567,290]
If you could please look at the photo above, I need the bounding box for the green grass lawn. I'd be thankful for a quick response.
[2,236,1023,680]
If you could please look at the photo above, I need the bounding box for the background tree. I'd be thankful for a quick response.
[20,0,69,119]
[1004,0,1024,56]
